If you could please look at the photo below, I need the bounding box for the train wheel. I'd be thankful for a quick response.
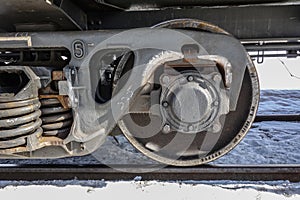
[118,20,260,166]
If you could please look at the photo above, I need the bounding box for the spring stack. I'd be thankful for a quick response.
[0,66,42,150]
[40,97,73,139]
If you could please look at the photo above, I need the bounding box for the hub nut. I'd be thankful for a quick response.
[163,124,171,133]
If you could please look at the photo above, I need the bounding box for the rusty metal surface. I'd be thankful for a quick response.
[0,65,72,154]
[52,71,65,81]
[40,96,73,139]
[0,132,68,155]
[152,19,230,35]
[0,128,43,150]
[40,95,70,109]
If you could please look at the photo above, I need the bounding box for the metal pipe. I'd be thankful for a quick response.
[244,42,300,51]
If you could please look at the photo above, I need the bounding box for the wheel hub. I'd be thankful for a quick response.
[160,72,220,134]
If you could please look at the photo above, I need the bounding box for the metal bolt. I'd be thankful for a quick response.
[161,75,170,85]
[213,101,219,106]
[187,75,194,82]
[213,75,221,82]
[163,124,171,134]
[188,125,194,132]
[80,143,85,151]
[162,101,169,108]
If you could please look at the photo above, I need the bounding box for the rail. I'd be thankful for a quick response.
[0,164,300,182]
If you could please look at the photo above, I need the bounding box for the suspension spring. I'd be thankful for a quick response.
[0,98,42,149]
[0,66,42,150]
[40,98,73,139]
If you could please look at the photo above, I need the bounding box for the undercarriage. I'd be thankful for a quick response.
[0,0,298,166]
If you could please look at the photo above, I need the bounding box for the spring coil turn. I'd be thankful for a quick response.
[0,97,42,149]
[40,98,73,139]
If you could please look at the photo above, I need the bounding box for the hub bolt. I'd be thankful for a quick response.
[213,75,221,82]
[161,75,170,85]
[213,101,219,106]
[162,101,169,108]
[187,75,194,82]
[188,125,194,132]
[163,124,171,134]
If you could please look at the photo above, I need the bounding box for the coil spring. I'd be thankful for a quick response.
[40,98,73,139]
[0,97,42,149]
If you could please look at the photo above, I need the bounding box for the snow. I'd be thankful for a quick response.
[213,90,300,164]
[0,180,300,200]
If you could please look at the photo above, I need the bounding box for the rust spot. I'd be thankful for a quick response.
[52,70,65,81]
[152,19,230,35]
[39,94,70,109]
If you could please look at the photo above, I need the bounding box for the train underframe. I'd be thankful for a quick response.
[0,0,299,166]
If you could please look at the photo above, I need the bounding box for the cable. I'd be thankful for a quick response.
[278,58,300,79]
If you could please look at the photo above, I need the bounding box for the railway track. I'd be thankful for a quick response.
[0,164,300,182]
